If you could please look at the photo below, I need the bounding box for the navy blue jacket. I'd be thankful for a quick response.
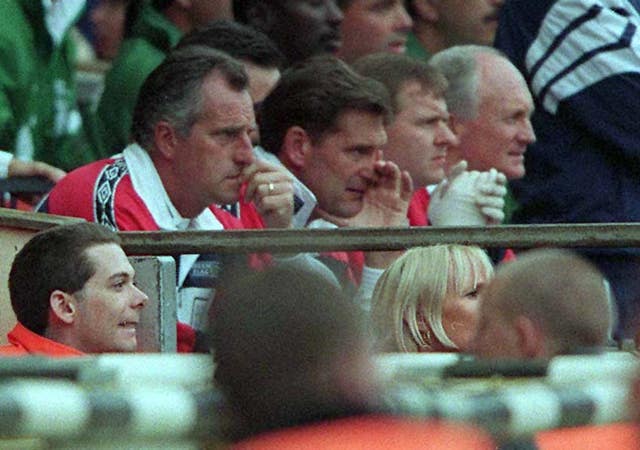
[495,0,640,255]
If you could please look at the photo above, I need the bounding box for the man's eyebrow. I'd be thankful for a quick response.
[107,272,133,282]
[214,124,255,134]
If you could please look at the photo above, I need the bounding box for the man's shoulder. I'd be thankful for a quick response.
[52,157,125,192]
[0,342,28,356]
[2,323,84,357]
[42,157,140,223]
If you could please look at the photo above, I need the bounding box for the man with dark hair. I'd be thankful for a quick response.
[176,19,286,71]
[258,55,412,303]
[212,264,496,447]
[40,47,294,339]
[1,222,148,356]
[336,0,413,63]
[98,0,233,154]
[353,52,506,227]
[212,264,374,437]
[232,0,343,66]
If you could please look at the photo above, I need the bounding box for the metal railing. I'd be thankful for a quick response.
[117,223,640,255]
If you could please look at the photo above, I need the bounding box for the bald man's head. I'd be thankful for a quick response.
[473,249,612,359]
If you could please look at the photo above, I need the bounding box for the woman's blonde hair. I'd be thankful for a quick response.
[370,245,493,352]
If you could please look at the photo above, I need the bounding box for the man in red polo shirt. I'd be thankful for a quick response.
[1,222,148,357]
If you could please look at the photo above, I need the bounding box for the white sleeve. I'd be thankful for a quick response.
[0,150,12,179]
[354,265,385,312]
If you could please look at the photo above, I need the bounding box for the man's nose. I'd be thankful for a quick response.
[436,122,459,147]
[519,119,536,144]
[234,133,255,165]
[131,285,148,309]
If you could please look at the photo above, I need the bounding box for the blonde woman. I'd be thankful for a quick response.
[371,245,494,353]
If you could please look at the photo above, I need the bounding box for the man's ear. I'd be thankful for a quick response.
[413,0,439,22]
[514,315,545,359]
[281,126,312,171]
[49,290,76,325]
[153,121,180,160]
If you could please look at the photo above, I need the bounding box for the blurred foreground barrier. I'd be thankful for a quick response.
[0,380,228,450]
[0,354,636,446]
[118,223,640,255]
[383,378,631,443]
[0,376,630,445]
[0,354,213,388]
[377,352,640,443]
[0,355,218,449]
[375,352,640,383]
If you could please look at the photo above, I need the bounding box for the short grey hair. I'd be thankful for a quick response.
[429,45,505,120]
[131,46,249,151]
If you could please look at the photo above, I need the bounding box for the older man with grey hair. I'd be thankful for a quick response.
[429,45,536,182]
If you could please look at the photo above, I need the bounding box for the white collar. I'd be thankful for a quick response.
[123,143,224,232]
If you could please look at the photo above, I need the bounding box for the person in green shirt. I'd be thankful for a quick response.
[0,0,101,171]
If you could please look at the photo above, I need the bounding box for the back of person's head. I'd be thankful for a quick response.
[429,45,505,121]
[259,55,391,156]
[352,52,448,114]
[175,19,286,70]
[131,45,248,150]
[371,245,493,353]
[475,248,612,358]
[211,264,376,438]
[9,223,121,335]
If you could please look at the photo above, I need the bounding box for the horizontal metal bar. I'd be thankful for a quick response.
[0,207,83,231]
[119,223,640,255]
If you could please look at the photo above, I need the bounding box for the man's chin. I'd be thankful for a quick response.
[505,166,526,180]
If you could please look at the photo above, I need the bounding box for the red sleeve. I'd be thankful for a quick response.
[407,189,430,227]
[176,322,196,353]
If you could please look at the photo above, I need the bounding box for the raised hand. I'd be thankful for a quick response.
[242,159,294,229]
[428,160,507,226]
